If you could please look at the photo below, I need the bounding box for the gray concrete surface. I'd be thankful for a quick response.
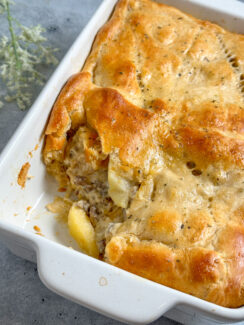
[0,1,177,324]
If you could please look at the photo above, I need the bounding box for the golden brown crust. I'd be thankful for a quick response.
[43,72,93,164]
[43,0,244,307]
[85,87,156,166]
[105,224,244,307]
[45,72,92,136]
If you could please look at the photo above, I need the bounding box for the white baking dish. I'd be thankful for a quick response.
[0,0,244,324]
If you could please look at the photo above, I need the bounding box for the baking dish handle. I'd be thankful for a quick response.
[36,240,179,325]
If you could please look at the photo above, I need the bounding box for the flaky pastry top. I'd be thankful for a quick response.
[43,0,244,308]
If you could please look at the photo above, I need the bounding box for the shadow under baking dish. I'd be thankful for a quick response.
[1,0,244,324]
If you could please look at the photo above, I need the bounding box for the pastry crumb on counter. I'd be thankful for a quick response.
[17,162,30,188]
[26,206,32,211]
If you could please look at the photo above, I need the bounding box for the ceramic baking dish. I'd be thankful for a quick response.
[0,0,244,324]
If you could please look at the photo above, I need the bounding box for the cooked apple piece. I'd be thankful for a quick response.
[108,168,130,208]
[68,204,99,258]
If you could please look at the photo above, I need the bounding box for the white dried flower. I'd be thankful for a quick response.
[0,0,58,110]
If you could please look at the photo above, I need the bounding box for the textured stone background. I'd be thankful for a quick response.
[0,1,243,325]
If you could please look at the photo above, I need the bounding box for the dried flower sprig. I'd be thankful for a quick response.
[0,0,58,110]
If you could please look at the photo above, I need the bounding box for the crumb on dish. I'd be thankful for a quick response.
[17,162,30,188]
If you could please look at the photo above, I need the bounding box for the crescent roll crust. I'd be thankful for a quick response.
[43,0,244,307]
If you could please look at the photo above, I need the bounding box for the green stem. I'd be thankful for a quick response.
[6,0,21,70]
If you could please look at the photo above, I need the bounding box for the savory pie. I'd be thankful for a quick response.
[43,0,244,307]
